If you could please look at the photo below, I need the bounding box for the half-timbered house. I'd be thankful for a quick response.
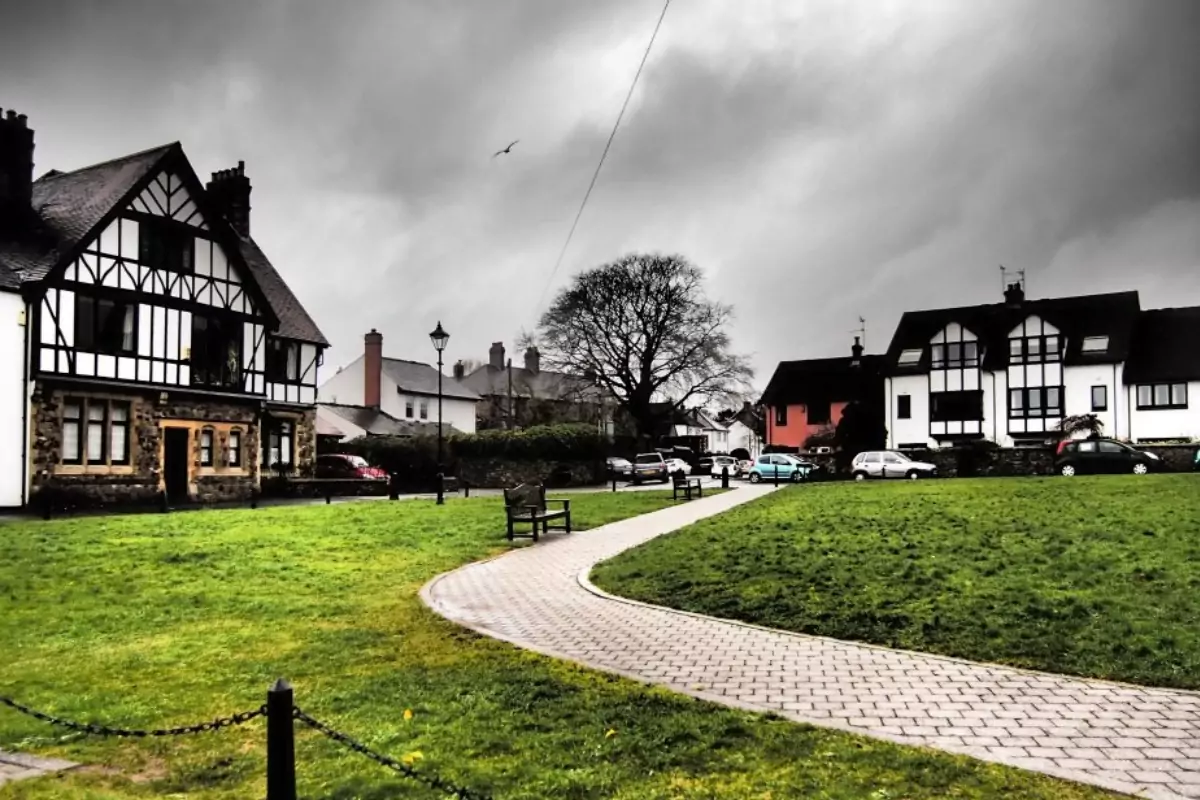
[0,109,327,508]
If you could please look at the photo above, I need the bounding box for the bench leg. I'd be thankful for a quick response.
[507,517,514,542]
[532,522,539,543]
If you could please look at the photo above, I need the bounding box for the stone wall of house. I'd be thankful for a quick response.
[457,458,603,488]
[29,383,266,510]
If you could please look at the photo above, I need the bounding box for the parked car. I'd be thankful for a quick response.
[606,457,633,478]
[631,452,670,484]
[737,459,754,477]
[748,454,812,483]
[316,454,388,480]
[665,458,692,476]
[1055,439,1160,476]
[1194,448,1200,472]
[850,450,938,480]
[708,455,739,477]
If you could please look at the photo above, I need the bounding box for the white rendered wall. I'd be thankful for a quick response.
[0,292,27,506]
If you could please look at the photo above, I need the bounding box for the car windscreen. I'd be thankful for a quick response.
[634,454,661,464]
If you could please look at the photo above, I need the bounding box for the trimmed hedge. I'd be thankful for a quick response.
[452,424,607,461]
[335,424,607,490]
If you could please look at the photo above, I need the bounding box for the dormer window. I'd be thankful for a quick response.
[897,349,922,366]
[931,341,978,369]
[1081,336,1109,353]
[1009,334,1061,363]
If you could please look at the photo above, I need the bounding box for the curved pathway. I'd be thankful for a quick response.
[422,486,1200,800]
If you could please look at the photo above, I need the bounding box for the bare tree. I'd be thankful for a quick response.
[537,253,753,440]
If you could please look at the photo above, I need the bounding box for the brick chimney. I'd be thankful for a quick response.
[524,346,540,375]
[851,336,864,360]
[489,342,505,371]
[364,329,383,408]
[453,360,465,380]
[1004,282,1025,307]
[0,108,35,230]
[205,160,252,238]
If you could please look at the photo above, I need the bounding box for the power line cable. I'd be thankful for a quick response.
[533,0,673,319]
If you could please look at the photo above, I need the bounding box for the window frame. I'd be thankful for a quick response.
[774,405,788,426]
[405,397,414,419]
[60,397,131,467]
[806,398,831,425]
[1008,385,1064,419]
[897,394,912,420]
[1091,385,1108,412]
[190,314,244,389]
[265,339,301,384]
[199,427,215,467]
[929,390,985,423]
[74,295,137,355]
[930,341,979,369]
[1008,335,1062,364]
[1080,336,1109,353]
[897,349,922,366]
[139,218,194,274]
[228,428,242,468]
[1136,382,1188,411]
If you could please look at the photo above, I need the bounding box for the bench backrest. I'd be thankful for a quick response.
[503,482,546,512]
[671,469,689,486]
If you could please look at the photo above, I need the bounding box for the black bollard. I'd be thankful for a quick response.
[721,466,730,489]
[773,464,779,487]
[463,480,470,499]
[388,472,399,501]
[436,472,445,506]
[266,679,297,800]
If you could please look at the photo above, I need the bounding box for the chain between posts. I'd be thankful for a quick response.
[0,696,266,738]
[292,707,492,800]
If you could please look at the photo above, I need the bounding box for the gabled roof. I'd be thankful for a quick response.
[0,141,326,345]
[1123,307,1200,384]
[0,143,174,287]
[885,291,1142,374]
[320,403,453,437]
[459,364,600,401]
[382,358,479,401]
[759,355,887,407]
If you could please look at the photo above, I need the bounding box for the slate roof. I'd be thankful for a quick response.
[382,358,479,401]
[0,144,173,287]
[759,355,887,407]
[459,364,600,402]
[884,291,1142,375]
[0,141,327,345]
[1123,307,1200,384]
[320,403,453,437]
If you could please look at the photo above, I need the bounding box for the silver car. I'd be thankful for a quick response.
[851,450,938,480]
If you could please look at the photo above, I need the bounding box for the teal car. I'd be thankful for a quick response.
[747,454,813,483]
[1194,448,1200,472]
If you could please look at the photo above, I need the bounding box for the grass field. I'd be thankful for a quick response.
[592,475,1200,690]
[0,493,1123,799]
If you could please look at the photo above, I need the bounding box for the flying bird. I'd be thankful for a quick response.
[493,140,519,157]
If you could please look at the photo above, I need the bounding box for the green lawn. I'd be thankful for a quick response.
[0,494,1123,799]
[592,475,1200,690]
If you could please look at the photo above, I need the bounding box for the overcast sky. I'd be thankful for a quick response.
[4,0,1199,390]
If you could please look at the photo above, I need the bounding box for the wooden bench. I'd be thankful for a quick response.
[672,471,704,501]
[503,483,572,542]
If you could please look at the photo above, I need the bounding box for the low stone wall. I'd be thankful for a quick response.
[457,458,603,489]
[796,442,1197,479]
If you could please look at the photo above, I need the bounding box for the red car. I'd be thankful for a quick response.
[316,454,388,480]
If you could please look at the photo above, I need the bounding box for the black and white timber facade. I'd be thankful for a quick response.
[0,109,327,508]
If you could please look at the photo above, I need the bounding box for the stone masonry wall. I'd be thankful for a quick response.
[30,383,264,510]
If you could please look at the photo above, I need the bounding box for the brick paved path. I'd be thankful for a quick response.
[422,485,1200,800]
[0,750,77,786]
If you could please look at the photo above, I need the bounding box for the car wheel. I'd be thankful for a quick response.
[1060,463,1076,477]
[853,471,867,481]
[906,470,920,480]
[749,473,761,484]
[791,471,803,483]
[1132,462,1149,475]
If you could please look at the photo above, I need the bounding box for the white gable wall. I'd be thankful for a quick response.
[0,292,28,506]
[317,356,366,406]
[886,374,931,447]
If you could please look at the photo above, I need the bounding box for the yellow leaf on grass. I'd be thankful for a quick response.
[605,728,617,738]
[401,751,424,765]
[403,708,414,721]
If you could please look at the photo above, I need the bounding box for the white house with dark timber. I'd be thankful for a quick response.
[883,281,1200,449]
[0,109,328,508]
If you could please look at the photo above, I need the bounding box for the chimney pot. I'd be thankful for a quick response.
[1004,282,1025,306]
[453,360,465,380]
[489,341,506,371]
[205,160,252,238]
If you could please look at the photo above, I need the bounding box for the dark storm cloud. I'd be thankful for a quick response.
[2,0,1198,385]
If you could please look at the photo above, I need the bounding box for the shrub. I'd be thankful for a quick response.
[451,423,607,461]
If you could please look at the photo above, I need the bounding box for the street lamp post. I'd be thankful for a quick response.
[429,321,450,505]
